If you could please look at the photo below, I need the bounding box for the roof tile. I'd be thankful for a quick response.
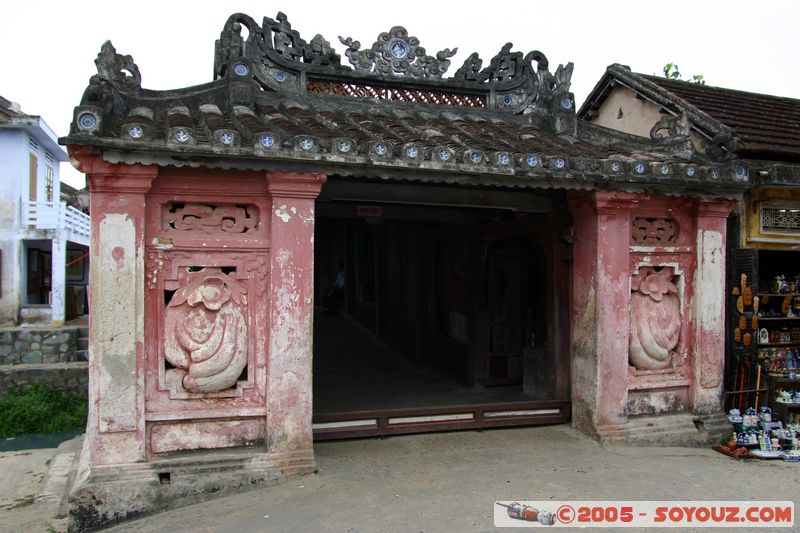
[643,75,800,158]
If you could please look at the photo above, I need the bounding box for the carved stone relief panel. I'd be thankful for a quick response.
[233,253,270,296]
[629,266,682,370]
[163,268,249,394]
[144,249,269,409]
[631,217,679,245]
[143,178,270,418]
[163,203,259,234]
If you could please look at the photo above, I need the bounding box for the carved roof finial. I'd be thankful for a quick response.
[94,41,141,89]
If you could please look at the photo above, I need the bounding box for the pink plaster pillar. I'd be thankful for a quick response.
[692,199,735,414]
[569,191,643,435]
[265,172,326,453]
[71,146,157,466]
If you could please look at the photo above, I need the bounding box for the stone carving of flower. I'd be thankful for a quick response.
[169,269,247,310]
[631,267,677,302]
[629,266,681,371]
[164,268,249,393]
[187,277,230,310]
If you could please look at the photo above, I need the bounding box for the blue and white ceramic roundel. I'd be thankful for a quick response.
[338,140,352,153]
[234,63,249,76]
[502,95,513,106]
[635,162,646,174]
[406,146,419,158]
[554,157,566,169]
[439,148,451,161]
[374,143,388,156]
[174,128,190,143]
[260,134,275,148]
[78,113,97,130]
[128,125,144,139]
[389,39,409,59]
[498,153,510,166]
[526,155,539,168]
[561,98,572,110]
[471,152,482,163]
[274,71,287,82]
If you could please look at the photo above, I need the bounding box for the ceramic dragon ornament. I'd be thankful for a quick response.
[629,267,681,370]
[164,268,248,393]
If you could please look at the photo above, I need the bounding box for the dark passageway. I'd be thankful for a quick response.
[313,311,535,414]
[310,183,572,438]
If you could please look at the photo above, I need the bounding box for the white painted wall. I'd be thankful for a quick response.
[0,129,27,325]
[590,85,663,138]
[0,116,69,325]
[589,85,709,153]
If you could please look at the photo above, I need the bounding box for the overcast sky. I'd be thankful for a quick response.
[3,0,799,188]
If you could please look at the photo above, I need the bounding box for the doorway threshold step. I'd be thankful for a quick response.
[312,400,569,440]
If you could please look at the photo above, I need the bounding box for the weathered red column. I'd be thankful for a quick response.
[71,147,157,465]
[569,191,642,435]
[265,172,326,454]
[692,199,735,414]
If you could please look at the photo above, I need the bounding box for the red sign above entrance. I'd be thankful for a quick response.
[356,205,382,217]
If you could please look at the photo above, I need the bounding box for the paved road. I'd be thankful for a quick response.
[101,425,799,533]
[0,448,57,532]
[0,448,51,510]
[2,425,798,532]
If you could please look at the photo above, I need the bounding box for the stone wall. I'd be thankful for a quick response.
[0,328,82,365]
[0,363,88,397]
[0,326,88,398]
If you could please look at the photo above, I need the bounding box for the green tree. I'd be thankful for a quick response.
[663,63,705,85]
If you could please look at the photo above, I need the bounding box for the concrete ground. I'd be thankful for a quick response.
[4,424,797,532]
[0,448,51,510]
[0,447,60,532]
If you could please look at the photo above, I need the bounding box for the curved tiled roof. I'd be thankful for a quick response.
[641,75,800,161]
[60,13,746,196]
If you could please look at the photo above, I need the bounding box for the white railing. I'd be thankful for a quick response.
[64,203,91,240]
[22,201,91,243]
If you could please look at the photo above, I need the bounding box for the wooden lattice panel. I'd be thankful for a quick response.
[307,79,486,108]
[761,206,800,234]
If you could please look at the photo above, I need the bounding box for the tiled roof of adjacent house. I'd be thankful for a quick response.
[0,95,32,123]
[61,12,748,196]
[641,75,800,161]
[579,64,800,166]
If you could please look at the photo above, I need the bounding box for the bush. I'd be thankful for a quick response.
[0,385,88,437]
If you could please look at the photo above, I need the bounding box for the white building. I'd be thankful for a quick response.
[0,96,90,326]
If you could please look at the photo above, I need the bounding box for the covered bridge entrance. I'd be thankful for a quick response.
[62,11,745,528]
[312,182,571,438]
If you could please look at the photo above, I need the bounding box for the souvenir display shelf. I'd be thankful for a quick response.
[727,249,800,417]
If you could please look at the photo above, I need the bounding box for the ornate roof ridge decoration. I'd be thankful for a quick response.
[62,11,749,198]
[338,27,456,79]
[94,41,142,89]
[210,11,576,123]
[650,113,691,143]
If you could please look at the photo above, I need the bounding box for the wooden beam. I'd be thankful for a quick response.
[320,181,552,213]
[317,202,476,225]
